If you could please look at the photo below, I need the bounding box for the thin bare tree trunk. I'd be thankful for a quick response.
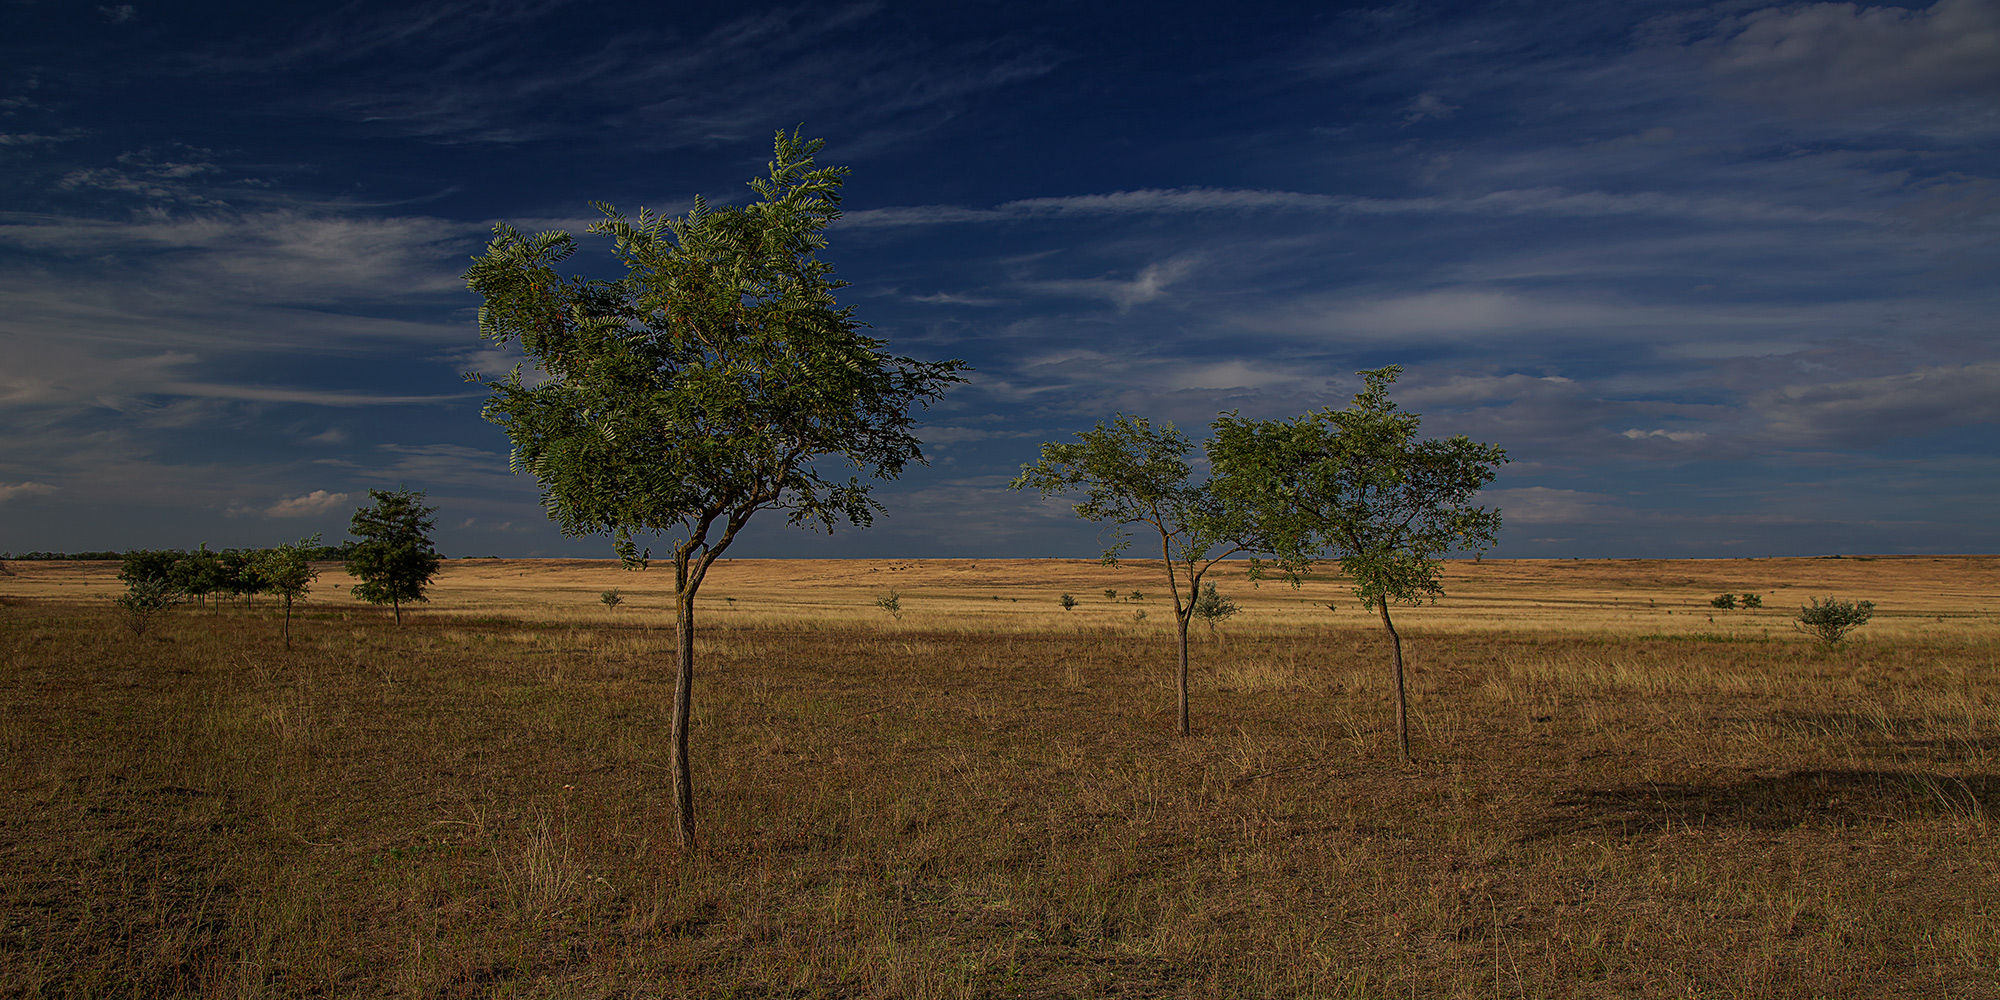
[1378,600,1408,762]
[1176,615,1191,736]
[672,588,696,848]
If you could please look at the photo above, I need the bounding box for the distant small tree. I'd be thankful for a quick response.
[1103,588,1118,601]
[1796,597,1874,646]
[254,535,320,647]
[1014,414,1258,736]
[1711,593,1738,610]
[1211,366,1506,762]
[1741,593,1762,608]
[600,589,624,610]
[1059,593,1077,611]
[1190,580,1240,635]
[346,488,443,624]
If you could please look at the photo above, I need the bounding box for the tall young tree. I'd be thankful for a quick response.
[1013,415,1256,736]
[464,129,966,848]
[254,534,320,647]
[346,488,443,625]
[1212,366,1506,762]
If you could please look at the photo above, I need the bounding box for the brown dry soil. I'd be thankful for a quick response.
[1,556,1996,998]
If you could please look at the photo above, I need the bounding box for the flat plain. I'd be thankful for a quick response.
[1,555,1996,998]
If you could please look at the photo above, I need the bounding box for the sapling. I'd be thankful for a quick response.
[875,589,903,620]
[1190,580,1240,634]
[115,577,182,636]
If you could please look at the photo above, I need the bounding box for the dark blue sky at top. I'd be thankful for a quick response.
[2,0,1996,559]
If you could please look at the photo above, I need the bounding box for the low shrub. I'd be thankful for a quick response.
[1796,596,1875,645]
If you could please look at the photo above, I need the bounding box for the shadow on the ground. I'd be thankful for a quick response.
[1521,769,1999,842]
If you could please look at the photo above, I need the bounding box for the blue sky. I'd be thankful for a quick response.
[3,0,1995,559]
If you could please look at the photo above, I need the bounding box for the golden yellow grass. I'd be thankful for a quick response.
[2,556,1996,998]
[5,554,1995,636]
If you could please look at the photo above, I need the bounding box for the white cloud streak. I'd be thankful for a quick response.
[0,481,59,503]
[1703,0,2000,106]
[1756,362,2000,445]
[842,184,1877,229]
[262,490,350,518]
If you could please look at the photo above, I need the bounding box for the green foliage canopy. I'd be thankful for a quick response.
[346,488,442,623]
[465,130,966,574]
[1211,366,1507,611]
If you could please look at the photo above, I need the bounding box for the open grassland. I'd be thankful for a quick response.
[6,553,1994,636]
[1,557,1996,997]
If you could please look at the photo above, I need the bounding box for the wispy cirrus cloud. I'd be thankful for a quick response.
[842,184,1878,229]
[1754,362,2000,447]
[154,382,473,407]
[196,2,1058,149]
[1017,256,1197,310]
[0,209,480,302]
[1697,0,2000,109]
[1483,487,1629,525]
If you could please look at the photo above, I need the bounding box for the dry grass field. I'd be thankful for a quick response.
[2,555,1996,998]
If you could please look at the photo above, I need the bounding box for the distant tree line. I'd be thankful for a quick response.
[4,550,131,561]
[6,541,362,563]
[102,488,444,637]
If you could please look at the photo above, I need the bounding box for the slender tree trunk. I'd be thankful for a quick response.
[282,598,292,648]
[392,596,402,625]
[1378,600,1408,763]
[672,588,696,848]
[1175,612,1192,736]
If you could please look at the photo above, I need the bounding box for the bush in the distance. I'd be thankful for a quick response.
[1795,597,1875,646]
